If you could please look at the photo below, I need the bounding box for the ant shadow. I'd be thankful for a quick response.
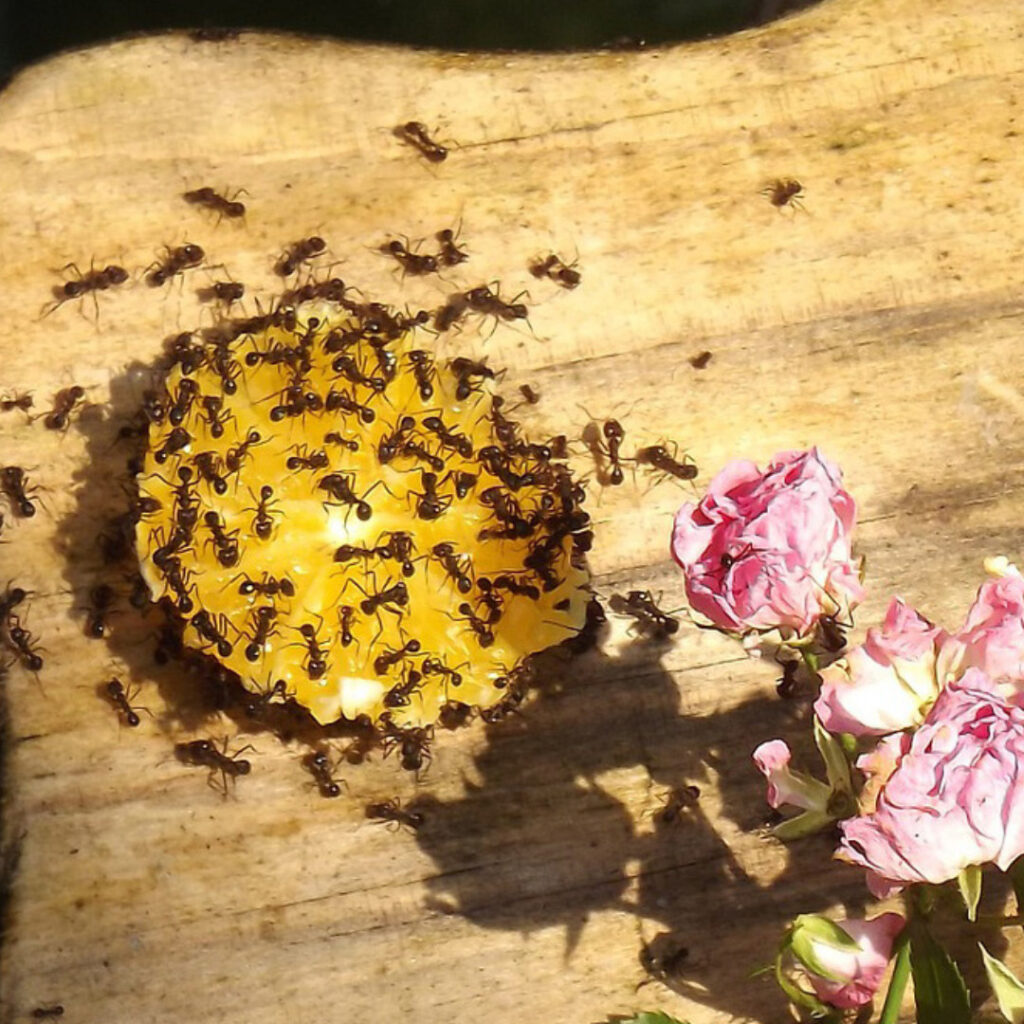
[407,628,872,1022]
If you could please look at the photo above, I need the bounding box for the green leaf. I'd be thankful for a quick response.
[909,924,971,1024]
[813,717,854,798]
[958,865,982,921]
[617,1014,690,1024]
[980,945,1024,1023]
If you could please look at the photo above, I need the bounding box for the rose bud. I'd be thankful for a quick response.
[671,447,864,637]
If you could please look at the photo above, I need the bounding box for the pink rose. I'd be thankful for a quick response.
[815,598,947,736]
[938,561,1024,691]
[671,447,864,635]
[791,913,906,1010]
[753,739,831,813]
[838,669,1024,897]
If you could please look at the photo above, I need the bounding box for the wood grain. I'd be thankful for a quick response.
[2,0,1024,1020]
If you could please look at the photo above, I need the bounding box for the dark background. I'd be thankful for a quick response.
[0,0,819,77]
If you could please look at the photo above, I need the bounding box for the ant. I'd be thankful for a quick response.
[182,186,246,219]
[6,619,43,671]
[246,485,281,539]
[776,656,800,698]
[634,442,697,483]
[384,668,424,709]
[203,510,240,568]
[394,121,448,163]
[401,440,445,472]
[286,446,330,472]
[434,293,470,333]
[383,723,433,772]
[325,388,376,424]
[244,605,278,662]
[818,614,849,654]
[0,391,33,416]
[167,379,199,425]
[518,384,540,405]
[562,596,606,654]
[235,572,295,599]
[381,239,438,277]
[431,543,472,594]
[658,785,701,823]
[305,748,344,798]
[455,602,495,647]
[408,471,452,521]
[374,639,422,675]
[241,678,289,718]
[488,395,519,447]
[355,578,409,618]
[85,583,116,638]
[175,737,254,794]
[436,227,468,266]
[762,178,804,208]
[292,620,328,679]
[479,574,539,601]
[318,473,375,522]
[407,350,436,401]
[153,425,192,464]
[446,469,477,500]
[380,531,417,577]
[163,557,197,614]
[422,415,472,457]
[323,431,359,453]
[586,418,626,485]
[331,354,387,393]
[104,678,145,726]
[225,430,265,473]
[201,280,246,307]
[193,451,229,495]
[366,797,424,831]
[1,466,38,517]
[421,656,464,689]
[337,605,357,647]
[191,610,236,658]
[276,236,327,276]
[448,356,497,400]
[51,261,129,314]
[689,350,712,369]
[464,284,529,327]
[43,385,86,430]
[377,415,417,464]
[608,590,679,640]
[529,253,581,289]
[439,700,473,729]
[146,243,204,287]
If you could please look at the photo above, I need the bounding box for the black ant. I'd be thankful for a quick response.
[1,466,38,517]
[337,605,357,647]
[380,531,417,577]
[408,471,452,521]
[382,723,433,772]
[407,350,436,401]
[377,415,417,464]
[244,605,278,662]
[431,543,472,593]
[762,178,804,208]
[634,443,697,483]
[401,440,445,472]
[325,388,376,424]
[477,447,533,491]
[276,236,326,276]
[175,737,254,793]
[422,415,472,457]
[445,469,477,500]
[464,284,529,327]
[1,583,28,626]
[206,280,245,307]
[518,384,540,405]
[191,610,236,658]
[394,121,448,163]
[455,602,494,647]
[242,679,289,718]
[374,639,421,675]
[318,473,375,521]
[439,700,473,729]
[224,430,265,473]
[247,485,281,539]
[331,354,387,393]
[776,656,800,698]
[167,379,199,425]
[43,385,86,430]
[147,243,204,286]
[333,541,388,567]
[294,620,328,679]
[203,510,240,568]
[384,669,424,709]
[530,253,581,289]
[561,596,606,653]
[85,583,116,638]
[285,446,330,472]
[104,678,144,726]
[235,572,294,598]
[488,395,519,447]
[818,614,849,654]
[0,391,33,415]
[479,574,540,601]
[718,544,755,571]
[382,239,438,277]
[434,293,470,333]
[163,557,197,613]
[153,425,192,465]
[5,619,43,671]
[354,578,409,618]
[323,431,359,452]
[366,797,424,831]
[51,262,129,312]
[658,786,701,824]
[421,657,464,688]
[608,590,679,640]
[305,748,344,798]
[183,186,246,219]
[193,451,229,495]
[436,227,468,266]
[588,418,626,485]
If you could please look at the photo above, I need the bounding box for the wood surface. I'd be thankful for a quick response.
[2,0,1024,1020]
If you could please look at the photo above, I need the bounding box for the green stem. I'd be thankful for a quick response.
[877,931,911,1024]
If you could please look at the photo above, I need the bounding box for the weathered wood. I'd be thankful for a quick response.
[2,0,1024,1020]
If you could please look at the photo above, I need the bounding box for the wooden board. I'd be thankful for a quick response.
[2,0,1024,1020]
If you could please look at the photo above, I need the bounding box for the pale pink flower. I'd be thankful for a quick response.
[938,559,1024,693]
[815,598,947,736]
[671,447,863,635]
[838,669,1024,897]
[753,740,831,813]
[797,913,906,1009]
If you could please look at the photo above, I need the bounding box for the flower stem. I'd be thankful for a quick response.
[877,931,911,1024]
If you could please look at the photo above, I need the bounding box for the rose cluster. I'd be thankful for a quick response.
[673,451,1024,1021]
